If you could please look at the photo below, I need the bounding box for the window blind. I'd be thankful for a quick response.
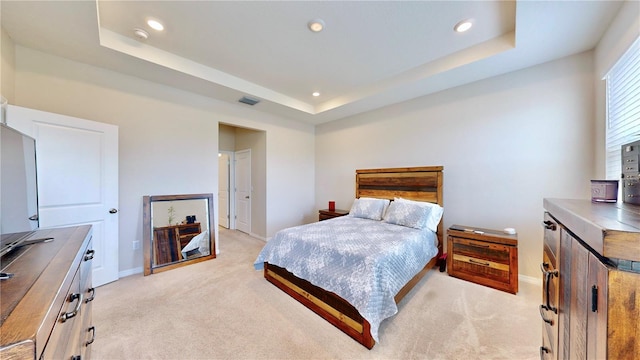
[606,37,640,180]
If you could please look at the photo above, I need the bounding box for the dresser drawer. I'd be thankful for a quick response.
[543,213,560,264]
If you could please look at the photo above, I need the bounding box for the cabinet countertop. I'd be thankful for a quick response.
[543,198,640,262]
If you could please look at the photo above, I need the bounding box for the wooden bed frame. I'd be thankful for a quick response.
[263,166,444,349]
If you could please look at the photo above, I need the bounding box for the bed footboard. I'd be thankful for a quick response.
[264,263,375,349]
[263,242,441,350]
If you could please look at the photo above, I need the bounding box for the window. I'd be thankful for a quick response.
[605,37,640,180]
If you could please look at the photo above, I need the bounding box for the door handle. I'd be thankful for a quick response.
[109,208,118,214]
[245,196,250,199]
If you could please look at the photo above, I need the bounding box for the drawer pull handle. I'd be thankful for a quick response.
[539,305,553,325]
[84,249,95,261]
[468,259,490,266]
[540,346,549,359]
[469,243,490,248]
[540,263,558,313]
[60,293,83,322]
[85,287,96,303]
[542,221,557,231]
[86,326,96,346]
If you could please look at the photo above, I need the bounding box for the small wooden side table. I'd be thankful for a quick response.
[318,209,349,221]
[447,225,518,294]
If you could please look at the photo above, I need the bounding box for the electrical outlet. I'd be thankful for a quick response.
[132,240,140,250]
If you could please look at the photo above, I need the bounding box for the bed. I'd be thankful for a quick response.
[254,166,444,348]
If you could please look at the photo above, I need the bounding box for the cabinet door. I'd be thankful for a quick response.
[569,233,589,359]
[587,252,608,360]
[607,270,640,359]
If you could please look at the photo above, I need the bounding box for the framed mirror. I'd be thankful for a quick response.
[143,193,215,275]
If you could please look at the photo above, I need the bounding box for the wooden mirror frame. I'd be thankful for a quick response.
[143,193,216,275]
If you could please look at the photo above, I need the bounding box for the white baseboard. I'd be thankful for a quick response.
[249,232,266,241]
[119,266,143,278]
[519,273,541,286]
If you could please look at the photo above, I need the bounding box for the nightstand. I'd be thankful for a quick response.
[446,225,518,294]
[318,209,349,221]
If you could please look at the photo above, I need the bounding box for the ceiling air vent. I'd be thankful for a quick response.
[238,96,260,106]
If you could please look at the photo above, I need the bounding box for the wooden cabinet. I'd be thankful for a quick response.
[153,222,201,264]
[446,225,518,294]
[318,209,349,221]
[542,199,640,359]
[0,225,95,360]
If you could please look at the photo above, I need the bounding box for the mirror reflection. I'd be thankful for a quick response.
[143,193,215,275]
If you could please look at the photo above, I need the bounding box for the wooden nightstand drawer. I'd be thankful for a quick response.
[318,209,349,221]
[447,225,518,294]
[451,238,511,264]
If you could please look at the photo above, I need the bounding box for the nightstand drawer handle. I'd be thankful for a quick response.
[468,258,490,266]
[469,243,490,248]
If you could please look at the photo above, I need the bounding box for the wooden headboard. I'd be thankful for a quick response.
[355,166,444,246]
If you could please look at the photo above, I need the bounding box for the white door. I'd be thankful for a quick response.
[234,149,251,234]
[218,153,230,228]
[7,105,119,287]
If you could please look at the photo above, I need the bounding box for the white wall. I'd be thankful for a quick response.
[315,52,596,279]
[593,0,640,177]
[1,26,16,104]
[13,46,315,275]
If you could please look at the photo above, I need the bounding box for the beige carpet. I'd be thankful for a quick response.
[92,228,541,360]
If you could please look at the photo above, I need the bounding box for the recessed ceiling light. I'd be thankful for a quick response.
[454,19,473,33]
[308,19,325,32]
[147,19,164,31]
[312,92,320,97]
[133,28,149,40]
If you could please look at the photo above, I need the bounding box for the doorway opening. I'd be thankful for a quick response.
[218,123,266,239]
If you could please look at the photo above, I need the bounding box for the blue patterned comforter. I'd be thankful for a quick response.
[254,216,438,342]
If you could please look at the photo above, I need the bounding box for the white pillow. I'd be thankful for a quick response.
[394,197,443,232]
[349,197,390,221]
[383,201,429,229]
[180,230,210,258]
